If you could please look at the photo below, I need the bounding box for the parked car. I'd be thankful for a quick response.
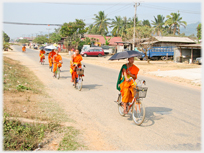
[80,47,105,57]
[195,57,202,65]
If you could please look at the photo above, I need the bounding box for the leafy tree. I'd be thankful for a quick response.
[93,11,110,35]
[110,16,123,36]
[197,23,201,40]
[151,15,165,36]
[87,24,98,34]
[60,19,88,51]
[33,36,48,44]
[50,33,61,43]
[126,26,154,63]
[142,20,151,27]
[165,11,187,35]
[19,39,29,44]
[3,31,10,42]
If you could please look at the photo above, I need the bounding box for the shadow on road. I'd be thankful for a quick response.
[126,107,172,127]
[82,84,103,90]
[59,76,71,79]
[60,70,70,73]
[142,107,172,127]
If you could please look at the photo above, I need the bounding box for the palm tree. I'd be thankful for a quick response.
[92,11,110,35]
[165,12,187,35]
[151,15,165,36]
[119,16,131,39]
[110,16,123,36]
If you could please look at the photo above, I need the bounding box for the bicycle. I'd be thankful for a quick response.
[115,79,148,126]
[53,62,62,79]
[73,65,85,91]
[40,54,45,65]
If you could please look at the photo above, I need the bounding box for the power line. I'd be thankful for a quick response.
[3,22,62,26]
[140,3,200,14]
[3,21,93,26]
[43,2,132,5]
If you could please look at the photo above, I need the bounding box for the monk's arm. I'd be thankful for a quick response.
[122,68,130,82]
[127,70,136,80]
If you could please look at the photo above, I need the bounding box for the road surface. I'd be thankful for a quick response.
[4,46,202,151]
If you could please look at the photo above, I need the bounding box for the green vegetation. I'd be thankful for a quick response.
[197,23,202,41]
[3,57,85,151]
[3,113,59,151]
[58,127,84,151]
[3,31,10,42]
[3,57,42,93]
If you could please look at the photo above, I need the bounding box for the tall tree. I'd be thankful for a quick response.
[165,11,187,35]
[151,15,165,36]
[50,33,61,43]
[3,31,10,42]
[110,16,123,36]
[142,20,151,27]
[197,23,202,40]
[93,11,110,35]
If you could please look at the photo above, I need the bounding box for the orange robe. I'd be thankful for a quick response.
[22,46,26,52]
[48,51,56,67]
[70,54,83,80]
[120,64,139,103]
[39,50,45,61]
[53,54,62,73]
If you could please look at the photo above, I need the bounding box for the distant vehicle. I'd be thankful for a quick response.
[140,46,174,60]
[39,46,46,50]
[195,57,202,65]
[80,47,105,57]
[44,48,52,55]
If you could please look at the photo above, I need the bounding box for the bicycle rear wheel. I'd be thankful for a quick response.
[77,76,83,91]
[132,101,145,126]
[57,69,60,79]
[117,94,125,116]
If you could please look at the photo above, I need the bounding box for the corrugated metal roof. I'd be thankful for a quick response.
[154,36,196,43]
[177,43,202,48]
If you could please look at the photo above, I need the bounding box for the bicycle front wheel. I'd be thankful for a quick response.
[132,100,145,126]
[77,76,83,91]
[117,94,125,116]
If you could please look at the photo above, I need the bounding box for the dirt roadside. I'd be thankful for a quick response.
[59,53,201,90]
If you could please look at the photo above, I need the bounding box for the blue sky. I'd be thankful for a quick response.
[1,0,202,39]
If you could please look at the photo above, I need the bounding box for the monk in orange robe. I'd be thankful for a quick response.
[117,57,139,114]
[53,50,63,77]
[48,49,56,68]
[39,49,45,62]
[70,49,83,82]
[22,46,26,52]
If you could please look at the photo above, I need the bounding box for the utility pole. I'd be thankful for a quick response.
[46,28,51,39]
[133,2,140,50]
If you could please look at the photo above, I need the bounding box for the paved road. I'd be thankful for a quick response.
[4,46,202,150]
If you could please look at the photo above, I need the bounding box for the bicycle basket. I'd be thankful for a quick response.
[134,86,148,98]
[76,68,84,75]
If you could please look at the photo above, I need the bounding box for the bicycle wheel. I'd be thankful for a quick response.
[118,94,125,116]
[77,76,83,91]
[57,69,60,79]
[51,65,53,72]
[132,101,145,126]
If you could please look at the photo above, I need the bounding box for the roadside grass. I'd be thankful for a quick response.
[3,113,60,151]
[58,127,85,151]
[3,56,85,151]
[3,56,43,93]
